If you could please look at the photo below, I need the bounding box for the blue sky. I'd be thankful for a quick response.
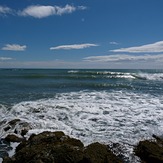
[0,0,163,69]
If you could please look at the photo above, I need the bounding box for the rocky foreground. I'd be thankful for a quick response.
[0,119,163,163]
[1,131,163,163]
[3,131,122,163]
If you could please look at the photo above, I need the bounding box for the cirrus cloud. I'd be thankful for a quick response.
[110,41,163,53]
[19,4,87,18]
[50,43,99,50]
[2,44,27,51]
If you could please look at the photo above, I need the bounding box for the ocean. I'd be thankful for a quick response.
[0,69,163,162]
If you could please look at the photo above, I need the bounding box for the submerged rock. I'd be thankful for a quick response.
[3,131,122,163]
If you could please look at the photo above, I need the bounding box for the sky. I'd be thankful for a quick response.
[0,0,163,69]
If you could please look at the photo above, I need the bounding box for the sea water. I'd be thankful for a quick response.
[0,69,163,162]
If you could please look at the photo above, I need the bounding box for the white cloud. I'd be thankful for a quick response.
[84,54,163,62]
[0,6,12,15]
[78,6,87,10]
[50,43,99,50]
[0,57,12,61]
[111,41,163,53]
[110,41,119,45]
[2,44,27,51]
[19,4,86,18]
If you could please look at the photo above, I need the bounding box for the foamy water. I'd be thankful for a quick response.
[0,69,163,162]
[1,91,163,145]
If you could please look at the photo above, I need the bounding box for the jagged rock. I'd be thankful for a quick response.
[3,131,122,163]
[135,138,163,163]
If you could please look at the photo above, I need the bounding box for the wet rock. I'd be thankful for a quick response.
[3,131,122,163]
[135,136,163,163]
[8,119,20,126]
[3,126,11,132]
[84,142,122,163]
[20,129,28,137]
[5,134,24,143]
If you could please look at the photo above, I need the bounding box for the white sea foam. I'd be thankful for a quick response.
[135,72,163,81]
[67,70,79,73]
[0,91,163,162]
[1,91,163,143]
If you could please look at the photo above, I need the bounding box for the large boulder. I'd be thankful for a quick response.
[135,135,163,163]
[3,131,122,163]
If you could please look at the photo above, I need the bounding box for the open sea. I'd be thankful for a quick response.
[0,69,163,162]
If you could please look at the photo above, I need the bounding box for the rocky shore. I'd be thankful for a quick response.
[0,119,163,163]
[2,131,122,163]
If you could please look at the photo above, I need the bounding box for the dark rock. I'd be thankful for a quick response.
[4,126,11,132]
[135,139,163,163]
[3,131,122,163]
[20,129,28,137]
[84,142,122,163]
[152,134,163,145]
[5,134,24,143]
[8,119,20,126]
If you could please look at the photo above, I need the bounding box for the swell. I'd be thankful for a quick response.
[1,69,163,81]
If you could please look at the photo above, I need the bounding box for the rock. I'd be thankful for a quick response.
[84,142,122,163]
[8,119,20,126]
[5,134,24,143]
[135,139,163,163]
[20,129,28,137]
[3,131,122,163]
[3,126,11,132]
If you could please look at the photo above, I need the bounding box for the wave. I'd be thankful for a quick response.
[67,70,163,81]
[133,73,163,81]
[1,69,163,81]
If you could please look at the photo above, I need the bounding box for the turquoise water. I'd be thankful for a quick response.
[0,69,163,162]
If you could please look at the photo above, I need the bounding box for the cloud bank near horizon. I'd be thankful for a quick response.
[84,41,163,64]
[111,41,163,53]
[0,57,13,61]
[84,54,163,62]
[50,43,99,50]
